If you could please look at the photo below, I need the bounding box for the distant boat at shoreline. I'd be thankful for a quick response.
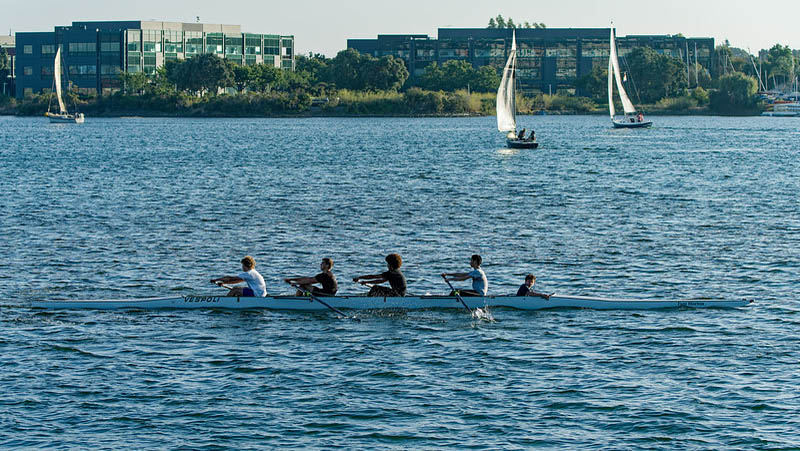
[45,47,84,124]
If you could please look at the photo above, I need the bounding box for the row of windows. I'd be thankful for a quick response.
[68,42,96,54]
[69,65,97,76]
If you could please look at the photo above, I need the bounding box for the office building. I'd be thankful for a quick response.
[15,21,295,98]
[348,28,714,95]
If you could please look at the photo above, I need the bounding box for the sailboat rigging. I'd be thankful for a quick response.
[608,26,651,128]
[497,30,538,148]
[46,47,85,124]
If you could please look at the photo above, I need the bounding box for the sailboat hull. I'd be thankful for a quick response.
[47,112,85,124]
[612,119,652,128]
[506,138,539,149]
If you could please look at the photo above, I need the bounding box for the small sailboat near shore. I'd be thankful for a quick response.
[46,47,84,124]
[497,31,538,148]
[608,27,651,128]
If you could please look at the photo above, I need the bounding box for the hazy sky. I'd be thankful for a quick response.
[2,0,798,56]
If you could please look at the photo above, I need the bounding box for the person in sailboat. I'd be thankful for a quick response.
[517,128,526,140]
[442,254,488,297]
[284,257,338,296]
[526,130,536,141]
[353,253,407,297]
[210,255,267,297]
[637,112,644,122]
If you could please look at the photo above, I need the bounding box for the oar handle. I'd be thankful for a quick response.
[212,280,234,290]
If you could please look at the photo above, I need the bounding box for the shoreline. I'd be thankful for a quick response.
[1,109,764,118]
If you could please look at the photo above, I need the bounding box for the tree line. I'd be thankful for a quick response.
[487,15,546,29]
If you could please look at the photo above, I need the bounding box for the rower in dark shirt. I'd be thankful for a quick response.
[284,257,338,296]
[516,274,550,299]
[353,253,407,296]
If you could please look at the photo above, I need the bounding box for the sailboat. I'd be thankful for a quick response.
[46,47,84,124]
[608,27,651,128]
[497,31,538,149]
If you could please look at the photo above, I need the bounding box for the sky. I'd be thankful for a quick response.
[1,0,798,56]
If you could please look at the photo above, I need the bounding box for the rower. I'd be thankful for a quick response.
[516,274,550,299]
[210,255,267,297]
[284,257,338,296]
[353,253,407,297]
[442,254,488,296]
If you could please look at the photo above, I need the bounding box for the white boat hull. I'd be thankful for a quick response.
[47,112,85,124]
[31,294,753,311]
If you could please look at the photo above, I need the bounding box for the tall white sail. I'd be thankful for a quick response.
[608,28,636,116]
[497,31,517,133]
[53,47,67,114]
[608,37,615,118]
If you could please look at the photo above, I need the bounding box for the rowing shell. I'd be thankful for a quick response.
[31,294,753,311]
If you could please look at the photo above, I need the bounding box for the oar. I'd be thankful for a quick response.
[287,282,360,322]
[441,275,474,314]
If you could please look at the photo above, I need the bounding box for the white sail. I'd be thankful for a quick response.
[608,28,636,115]
[53,47,67,114]
[608,35,615,118]
[497,31,517,133]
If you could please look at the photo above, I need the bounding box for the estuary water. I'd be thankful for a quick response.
[0,114,798,449]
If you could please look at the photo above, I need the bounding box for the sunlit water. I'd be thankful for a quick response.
[1,115,798,448]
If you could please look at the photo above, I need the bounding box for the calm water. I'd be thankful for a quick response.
[0,115,798,449]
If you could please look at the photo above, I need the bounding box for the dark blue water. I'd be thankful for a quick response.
[1,115,798,449]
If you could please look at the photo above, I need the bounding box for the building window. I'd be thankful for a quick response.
[23,45,33,54]
[101,64,121,75]
[101,42,120,52]
[23,66,33,76]
[68,65,97,76]
[41,45,56,55]
[68,42,97,54]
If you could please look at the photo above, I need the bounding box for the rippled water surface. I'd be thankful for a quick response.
[1,115,798,449]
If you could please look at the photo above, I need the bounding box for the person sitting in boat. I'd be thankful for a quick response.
[442,254,488,297]
[517,128,526,140]
[526,130,536,141]
[284,257,338,297]
[353,253,407,297]
[516,274,550,299]
[210,255,267,297]
[637,112,644,122]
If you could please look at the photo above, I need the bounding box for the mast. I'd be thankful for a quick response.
[694,42,699,86]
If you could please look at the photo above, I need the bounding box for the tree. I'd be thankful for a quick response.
[575,64,607,100]
[182,54,233,95]
[118,71,148,95]
[329,48,365,90]
[295,54,330,85]
[710,72,758,113]
[623,46,687,102]
[0,47,9,95]
[764,44,795,88]
[471,66,501,92]
[230,63,253,92]
[249,64,283,92]
[364,55,409,91]
[486,16,545,29]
